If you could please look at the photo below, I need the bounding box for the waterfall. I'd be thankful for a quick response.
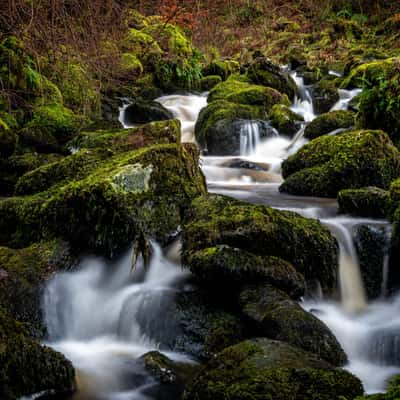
[43,242,190,399]
[330,88,362,111]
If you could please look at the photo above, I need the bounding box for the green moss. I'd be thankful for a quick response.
[304,110,355,139]
[182,194,338,293]
[208,76,290,110]
[337,187,391,218]
[270,104,304,136]
[121,53,143,75]
[0,308,76,400]
[280,130,400,197]
[183,338,363,400]
[24,103,86,145]
[0,119,17,158]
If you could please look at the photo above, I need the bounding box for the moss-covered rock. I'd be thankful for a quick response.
[337,187,391,218]
[202,60,240,81]
[0,143,206,256]
[0,241,75,337]
[185,245,305,299]
[0,309,76,400]
[17,120,182,196]
[137,351,200,400]
[194,100,266,155]
[207,76,290,110]
[183,338,363,400]
[238,284,347,366]
[157,289,245,361]
[311,79,339,115]
[182,194,338,293]
[247,57,298,99]
[0,120,17,158]
[280,130,400,198]
[270,104,304,136]
[200,75,222,91]
[342,58,400,145]
[122,99,174,125]
[0,152,62,196]
[354,225,389,300]
[23,103,86,147]
[304,110,355,140]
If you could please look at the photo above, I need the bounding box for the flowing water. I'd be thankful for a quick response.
[44,77,399,398]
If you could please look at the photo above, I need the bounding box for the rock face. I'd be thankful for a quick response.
[182,194,338,294]
[280,130,400,198]
[337,187,391,218]
[0,309,76,400]
[238,284,347,366]
[247,57,298,100]
[0,120,206,256]
[304,110,355,140]
[183,338,363,400]
[122,99,174,125]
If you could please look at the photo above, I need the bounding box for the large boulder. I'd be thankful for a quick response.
[304,110,355,140]
[341,58,400,146]
[0,131,206,256]
[0,309,76,400]
[247,57,298,100]
[183,338,363,400]
[182,194,338,293]
[280,130,400,198]
[239,284,347,366]
[122,99,174,125]
[207,75,290,109]
[194,100,269,155]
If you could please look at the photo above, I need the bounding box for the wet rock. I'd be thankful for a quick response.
[195,99,273,154]
[311,79,340,114]
[123,99,174,125]
[182,194,338,294]
[304,110,355,140]
[220,158,269,171]
[354,224,388,300]
[182,338,363,400]
[281,130,400,198]
[138,351,200,400]
[247,57,298,100]
[238,284,347,366]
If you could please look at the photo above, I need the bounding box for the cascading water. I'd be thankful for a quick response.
[43,242,192,399]
[239,120,262,155]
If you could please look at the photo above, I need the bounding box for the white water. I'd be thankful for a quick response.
[156,94,207,142]
[331,88,362,111]
[43,242,191,399]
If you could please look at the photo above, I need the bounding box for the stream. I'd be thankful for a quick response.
[42,74,400,398]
